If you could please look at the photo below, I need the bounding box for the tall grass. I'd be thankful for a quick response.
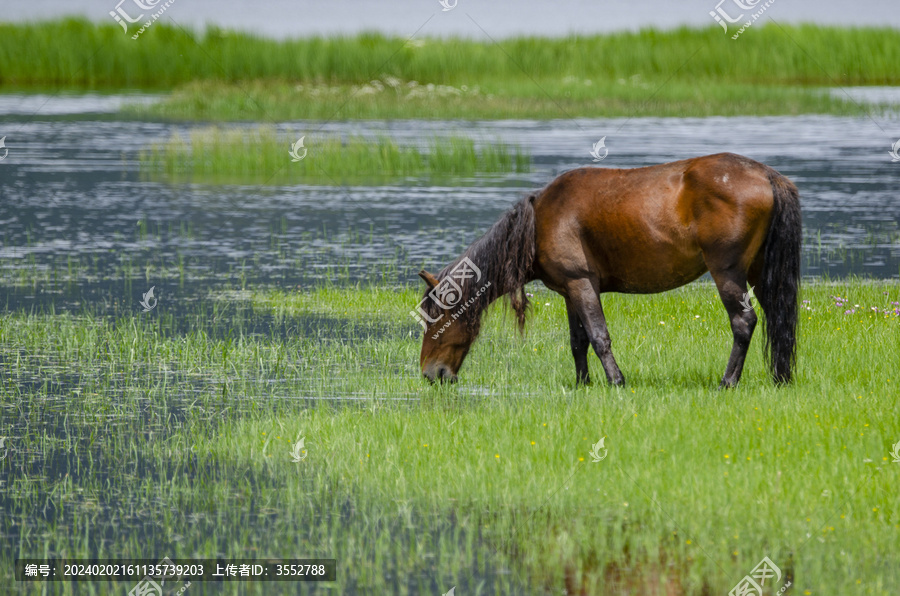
[139,127,530,184]
[2,20,900,89]
[2,21,895,118]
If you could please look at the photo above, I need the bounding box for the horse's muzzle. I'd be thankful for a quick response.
[423,363,458,384]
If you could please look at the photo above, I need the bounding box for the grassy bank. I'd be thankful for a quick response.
[2,20,899,119]
[1,280,898,593]
[139,128,529,184]
[130,77,865,121]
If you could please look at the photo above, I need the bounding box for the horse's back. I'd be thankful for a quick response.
[532,154,777,293]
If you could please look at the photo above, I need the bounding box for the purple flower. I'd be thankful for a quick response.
[891,302,899,307]
[844,309,855,314]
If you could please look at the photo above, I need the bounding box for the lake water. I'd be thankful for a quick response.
[1,96,899,314]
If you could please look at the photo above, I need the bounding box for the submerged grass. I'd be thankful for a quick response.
[1,279,899,594]
[139,127,529,184]
[2,20,899,118]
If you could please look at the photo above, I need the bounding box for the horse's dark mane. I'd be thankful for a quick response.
[421,193,537,335]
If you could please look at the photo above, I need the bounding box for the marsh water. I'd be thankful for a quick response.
[1,96,899,594]
[1,97,899,316]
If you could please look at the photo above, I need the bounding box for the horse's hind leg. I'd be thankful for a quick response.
[565,298,591,386]
[565,278,625,386]
[709,267,758,388]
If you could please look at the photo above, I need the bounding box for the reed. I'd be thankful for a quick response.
[3,20,900,88]
[2,20,898,118]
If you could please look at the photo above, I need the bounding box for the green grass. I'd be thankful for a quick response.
[2,20,899,119]
[138,128,529,184]
[1,280,899,594]
[4,20,900,88]
[129,77,867,121]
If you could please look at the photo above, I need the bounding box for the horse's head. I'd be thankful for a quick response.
[414,196,536,383]
[416,269,479,383]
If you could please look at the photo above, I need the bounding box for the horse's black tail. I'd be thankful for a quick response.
[757,169,802,384]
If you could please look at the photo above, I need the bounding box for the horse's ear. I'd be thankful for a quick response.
[418,269,439,289]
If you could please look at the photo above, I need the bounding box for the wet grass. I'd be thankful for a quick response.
[138,127,530,185]
[2,20,899,118]
[1,279,899,594]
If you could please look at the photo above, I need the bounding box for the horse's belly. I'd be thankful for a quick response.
[593,239,707,294]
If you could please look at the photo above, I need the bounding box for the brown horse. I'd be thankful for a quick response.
[414,153,801,388]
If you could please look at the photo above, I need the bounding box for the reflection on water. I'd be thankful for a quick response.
[828,86,900,105]
[1,107,899,317]
[0,93,159,116]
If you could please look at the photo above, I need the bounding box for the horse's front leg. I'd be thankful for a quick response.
[565,298,591,386]
[565,278,625,386]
